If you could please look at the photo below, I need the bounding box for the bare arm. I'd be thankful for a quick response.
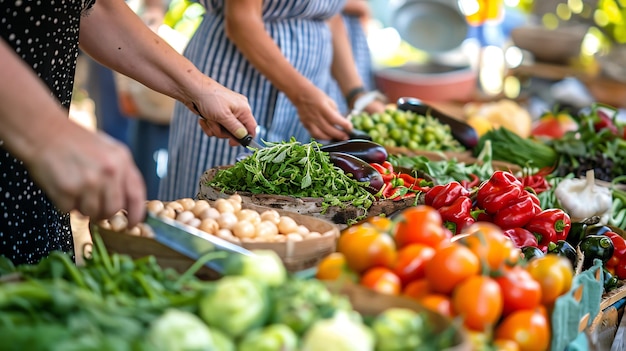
[343,0,370,18]
[223,0,352,140]
[80,0,256,141]
[0,39,146,225]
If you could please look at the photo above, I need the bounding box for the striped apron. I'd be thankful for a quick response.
[159,0,346,201]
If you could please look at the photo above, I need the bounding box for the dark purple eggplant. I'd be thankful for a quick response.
[396,96,479,149]
[320,139,388,164]
[329,152,384,194]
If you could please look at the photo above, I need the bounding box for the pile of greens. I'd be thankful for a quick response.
[208,138,375,212]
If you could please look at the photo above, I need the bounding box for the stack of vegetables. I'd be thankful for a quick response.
[0,235,464,351]
[317,206,576,351]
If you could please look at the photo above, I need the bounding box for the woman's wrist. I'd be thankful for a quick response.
[345,86,366,108]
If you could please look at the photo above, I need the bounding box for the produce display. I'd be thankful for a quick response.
[317,205,575,351]
[349,109,465,152]
[0,235,462,351]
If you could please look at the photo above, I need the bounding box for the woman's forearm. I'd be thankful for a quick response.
[79,0,207,105]
[223,1,316,103]
[328,14,365,100]
[0,40,72,163]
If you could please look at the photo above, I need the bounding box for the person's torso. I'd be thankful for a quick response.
[200,0,345,21]
[0,0,95,107]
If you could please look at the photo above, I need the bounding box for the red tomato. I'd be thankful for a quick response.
[393,243,436,286]
[360,267,402,295]
[393,206,451,249]
[420,293,454,318]
[496,266,542,316]
[402,279,431,301]
[425,243,481,294]
[337,225,397,273]
[452,275,503,331]
[530,112,578,139]
[495,308,551,351]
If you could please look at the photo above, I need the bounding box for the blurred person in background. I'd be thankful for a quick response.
[0,0,256,264]
[159,0,386,201]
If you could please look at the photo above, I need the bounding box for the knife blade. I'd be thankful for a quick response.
[145,212,254,273]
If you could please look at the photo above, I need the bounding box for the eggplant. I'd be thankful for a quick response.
[520,246,545,262]
[565,216,600,247]
[579,234,615,270]
[329,152,384,194]
[320,139,388,164]
[396,96,479,149]
[548,240,578,269]
[603,267,619,293]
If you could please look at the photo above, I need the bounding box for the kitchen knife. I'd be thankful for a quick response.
[145,212,254,273]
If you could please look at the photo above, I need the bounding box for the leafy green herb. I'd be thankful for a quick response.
[208,138,375,216]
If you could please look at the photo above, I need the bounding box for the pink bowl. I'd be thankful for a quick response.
[374,62,478,103]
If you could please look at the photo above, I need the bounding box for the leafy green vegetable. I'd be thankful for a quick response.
[238,324,298,351]
[208,138,375,215]
[147,309,215,351]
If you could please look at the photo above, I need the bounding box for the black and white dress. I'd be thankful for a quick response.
[0,0,94,264]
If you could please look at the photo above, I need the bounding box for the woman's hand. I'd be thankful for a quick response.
[190,78,258,146]
[292,84,353,141]
[27,122,147,227]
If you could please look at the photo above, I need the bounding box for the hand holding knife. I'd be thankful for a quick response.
[193,102,264,149]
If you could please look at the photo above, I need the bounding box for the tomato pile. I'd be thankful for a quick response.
[316,206,575,351]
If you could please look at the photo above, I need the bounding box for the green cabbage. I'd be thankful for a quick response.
[238,324,298,351]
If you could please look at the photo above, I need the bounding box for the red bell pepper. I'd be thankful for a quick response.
[476,171,524,214]
[604,231,626,279]
[424,181,469,209]
[527,191,542,213]
[460,173,481,190]
[524,208,572,251]
[492,191,538,230]
[370,163,395,183]
[438,196,475,234]
[502,227,539,249]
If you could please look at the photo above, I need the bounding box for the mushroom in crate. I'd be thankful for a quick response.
[92,195,340,273]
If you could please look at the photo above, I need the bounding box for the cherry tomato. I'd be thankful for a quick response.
[496,266,542,316]
[393,205,451,249]
[360,267,402,295]
[337,225,397,273]
[526,254,573,305]
[461,222,518,273]
[393,243,436,286]
[495,308,551,351]
[452,275,503,331]
[420,293,454,318]
[425,243,480,294]
[315,252,357,282]
[402,278,431,301]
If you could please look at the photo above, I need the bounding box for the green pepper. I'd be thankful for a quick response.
[579,235,615,270]
[520,246,545,262]
[548,240,578,269]
[602,267,619,293]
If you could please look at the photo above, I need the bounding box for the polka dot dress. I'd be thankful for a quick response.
[0,0,95,265]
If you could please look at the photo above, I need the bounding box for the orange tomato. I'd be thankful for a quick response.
[402,278,431,301]
[360,267,402,295]
[366,216,393,233]
[315,252,357,281]
[420,293,454,318]
[493,339,521,351]
[495,308,551,351]
[461,222,518,273]
[393,206,451,249]
[393,243,436,286]
[425,243,481,294]
[452,275,503,331]
[337,225,397,273]
[526,254,573,305]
